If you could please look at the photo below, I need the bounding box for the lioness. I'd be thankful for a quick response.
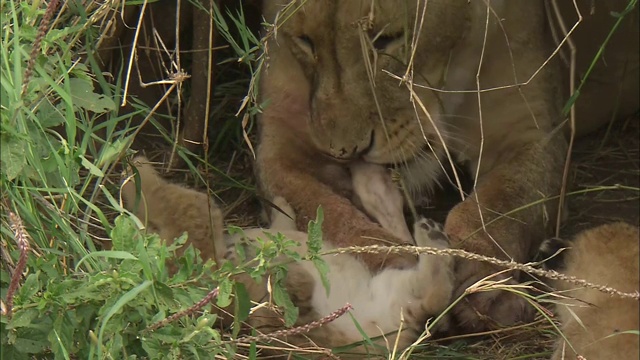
[539,223,640,360]
[256,0,639,330]
[121,157,455,355]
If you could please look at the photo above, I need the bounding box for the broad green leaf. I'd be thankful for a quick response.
[307,206,324,255]
[0,135,26,180]
[11,337,49,354]
[35,100,65,128]
[49,314,73,360]
[19,272,41,300]
[97,137,131,168]
[111,215,139,252]
[136,237,153,282]
[68,78,116,113]
[307,206,330,295]
[7,309,39,329]
[75,251,138,272]
[271,267,298,327]
[140,337,163,359]
[216,278,233,308]
[97,280,153,356]
[80,154,104,177]
[234,283,251,323]
[312,257,331,297]
[1,343,31,360]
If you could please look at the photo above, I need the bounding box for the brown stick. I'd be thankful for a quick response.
[172,0,216,167]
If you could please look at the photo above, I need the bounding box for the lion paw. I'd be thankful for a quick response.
[413,218,450,249]
[452,261,536,331]
[536,237,571,271]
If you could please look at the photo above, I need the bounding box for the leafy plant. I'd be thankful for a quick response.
[2,216,224,359]
[0,0,293,358]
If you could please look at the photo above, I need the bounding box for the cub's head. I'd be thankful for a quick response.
[262,0,470,165]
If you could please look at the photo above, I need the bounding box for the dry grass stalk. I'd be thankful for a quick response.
[3,211,31,318]
[235,303,352,348]
[145,287,220,332]
[327,244,640,300]
[21,0,60,97]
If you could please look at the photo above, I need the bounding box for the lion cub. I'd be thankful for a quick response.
[120,156,226,269]
[120,157,454,354]
[539,222,639,360]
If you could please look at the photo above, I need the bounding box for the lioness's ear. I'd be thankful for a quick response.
[262,1,295,24]
[261,1,279,22]
[536,237,571,271]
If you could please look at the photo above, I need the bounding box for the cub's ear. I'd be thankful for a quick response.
[121,155,160,182]
[120,155,164,211]
[131,155,150,166]
[536,237,572,271]
[121,155,150,180]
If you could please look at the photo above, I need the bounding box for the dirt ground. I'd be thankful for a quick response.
[561,116,640,234]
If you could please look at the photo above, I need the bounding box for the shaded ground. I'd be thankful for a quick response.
[418,116,639,237]
[562,116,640,234]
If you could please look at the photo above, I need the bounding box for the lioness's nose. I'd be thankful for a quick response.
[328,130,373,160]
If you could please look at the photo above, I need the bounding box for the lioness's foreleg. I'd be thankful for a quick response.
[257,127,417,271]
[445,130,566,330]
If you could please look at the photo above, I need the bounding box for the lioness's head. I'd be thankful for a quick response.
[263,1,470,165]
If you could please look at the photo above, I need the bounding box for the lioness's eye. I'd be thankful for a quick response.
[293,35,315,55]
[372,32,404,51]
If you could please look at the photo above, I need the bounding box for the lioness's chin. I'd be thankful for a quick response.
[362,151,417,167]
[364,141,442,165]
[362,152,405,165]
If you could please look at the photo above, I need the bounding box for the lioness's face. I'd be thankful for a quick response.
[264,1,469,165]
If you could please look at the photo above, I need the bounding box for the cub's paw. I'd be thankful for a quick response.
[411,218,456,331]
[536,237,571,271]
[269,196,297,230]
[413,218,450,249]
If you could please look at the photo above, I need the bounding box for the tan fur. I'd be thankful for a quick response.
[256,0,639,330]
[120,156,226,272]
[120,157,455,356]
[229,163,454,355]
[550,223,639,360]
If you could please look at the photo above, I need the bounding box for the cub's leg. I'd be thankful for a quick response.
[446,131,567,331]
[407,219,455,329]
[268,196,297,230]
[351,162,455,327]
[258,126,417,273]
[350,161,413,244]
